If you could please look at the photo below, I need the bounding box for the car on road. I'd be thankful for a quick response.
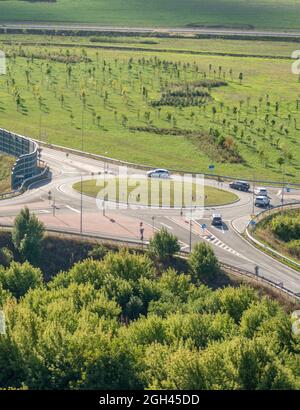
[229,180,250,192]
[254,187,268,197]
[147,169,170,179]
[255,195,270,208]
[211,214,223,226]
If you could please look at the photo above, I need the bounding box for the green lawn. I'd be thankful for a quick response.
[0,0,300,30]
[73,177,239,207]
[0,154,14,193]
[1,33,299,58]
[1,36,300,182]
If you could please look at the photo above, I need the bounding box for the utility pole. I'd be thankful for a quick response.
[281,163,285,212]
[80,174,83,235]
[189,206,193,253]
[80,107,84,235]
[252,174,256,216]
[52,197,56,217]
[152,216,155,232]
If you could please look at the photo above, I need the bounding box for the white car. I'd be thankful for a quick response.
[255,195,270,208]
[147,169,170,179]
[254,187,268,197]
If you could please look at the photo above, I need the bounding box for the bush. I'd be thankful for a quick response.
[148,229,180,262]
[0,262,43,299]
[88,244,107,260]
[271,213,300,242]
[286,240,300,258]
[0,247,13,268]
[189,242,219,283]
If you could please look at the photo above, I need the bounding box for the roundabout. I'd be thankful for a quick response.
[72,175,239,209]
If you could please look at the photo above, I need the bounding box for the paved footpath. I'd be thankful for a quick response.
[0,209,154,241]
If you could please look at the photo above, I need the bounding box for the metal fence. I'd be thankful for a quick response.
[0,128,39,189]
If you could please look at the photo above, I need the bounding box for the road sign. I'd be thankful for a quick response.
[208,164,215,171]
[250,220,256,227]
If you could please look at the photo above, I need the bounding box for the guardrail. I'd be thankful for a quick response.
[0,222,298,301]
[246,202,300,269]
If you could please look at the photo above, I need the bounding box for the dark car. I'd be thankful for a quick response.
[211,214,223,226]
[229,180,250,192]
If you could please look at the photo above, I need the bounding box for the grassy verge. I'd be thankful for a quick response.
[72,177,239,207]
[248,209,300,271]
[0,155,15,193]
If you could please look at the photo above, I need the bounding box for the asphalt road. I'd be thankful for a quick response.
[0,145,299,295]
[1,23,300,39]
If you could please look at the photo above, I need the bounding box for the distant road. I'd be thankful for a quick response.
[2,22,300,39]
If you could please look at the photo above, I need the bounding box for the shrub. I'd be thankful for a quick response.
[148,229,180,262]
[189,242,219,283]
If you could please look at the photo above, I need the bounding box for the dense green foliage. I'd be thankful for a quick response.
[271,212,300,242]
[0,247,299,390]
[148,228,181,263]
[189,242,220,282]
[255,209,300,261]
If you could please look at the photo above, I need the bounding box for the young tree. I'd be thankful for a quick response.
[12,208,45,265]
[189,242,219,283]
[148,228,180,263]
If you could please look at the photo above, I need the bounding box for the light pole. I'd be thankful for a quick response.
[189,206,193,253]
[281,162,285,212]
[252,174,256,216]
[152,216,155,232]
[80,174,83,235]
[80,108,84,235]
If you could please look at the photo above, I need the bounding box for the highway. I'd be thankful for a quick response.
[0,144,299,295]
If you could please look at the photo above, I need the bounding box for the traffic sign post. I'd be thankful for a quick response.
[200,223,207,234]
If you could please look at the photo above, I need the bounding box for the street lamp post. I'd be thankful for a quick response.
[281,163,285,212]
[79,106,84,235]
[152,216,155,232]
[252,174,256,216]
[80,174,83,235]
[189,206,193,253]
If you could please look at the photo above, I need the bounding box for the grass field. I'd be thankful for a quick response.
[73,177,239,207]
[0,154,14,193]
[0,35,300,182]
[1,33,299,58]
[0,0,300,30]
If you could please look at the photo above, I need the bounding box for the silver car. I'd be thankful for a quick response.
[147,169,170,179]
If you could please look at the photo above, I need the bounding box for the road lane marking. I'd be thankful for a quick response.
[167,217,241,257]
[66,205,80,214]
[160,222,174,230]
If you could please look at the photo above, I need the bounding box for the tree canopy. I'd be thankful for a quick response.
[0,247,299,390]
